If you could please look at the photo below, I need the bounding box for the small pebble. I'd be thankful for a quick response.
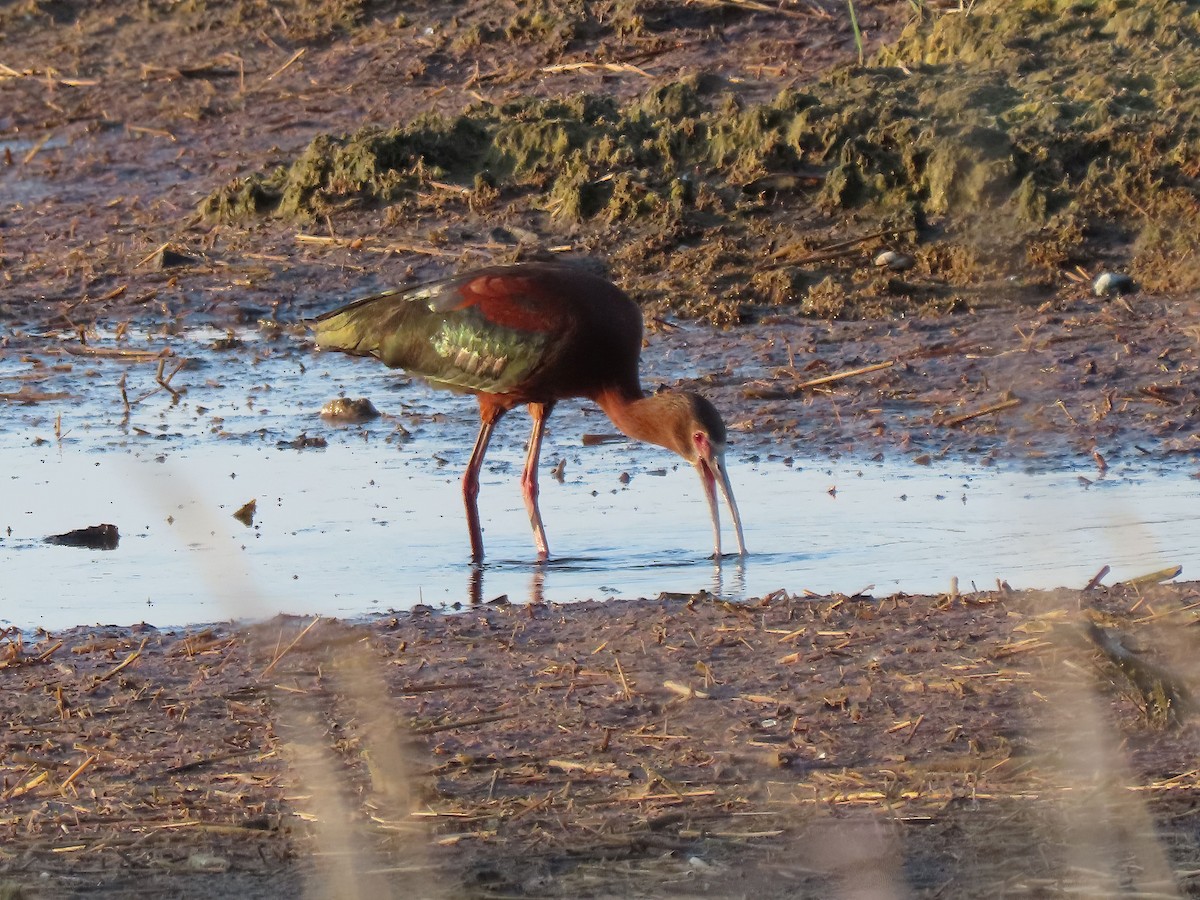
[873,249,914,271]
[321,396,381,422]
[1093,272,1135,296]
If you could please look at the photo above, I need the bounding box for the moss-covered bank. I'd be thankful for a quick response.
[203,0,1200,320]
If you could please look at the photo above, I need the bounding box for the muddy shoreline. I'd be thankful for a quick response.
[5,580,1200,898]
[3,2,1200,472]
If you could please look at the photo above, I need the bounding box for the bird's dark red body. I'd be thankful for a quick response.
[449,266,643,404]
[312,262,745,562]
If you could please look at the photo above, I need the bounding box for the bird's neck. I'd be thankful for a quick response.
[595,389,690,460]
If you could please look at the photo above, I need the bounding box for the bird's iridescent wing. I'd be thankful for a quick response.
[312,269,570,394]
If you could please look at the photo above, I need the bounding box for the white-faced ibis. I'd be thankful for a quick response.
[311,262,746,562]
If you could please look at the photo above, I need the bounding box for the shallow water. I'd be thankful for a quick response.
[2,325,1195,630]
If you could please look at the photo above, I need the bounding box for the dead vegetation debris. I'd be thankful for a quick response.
[4,581,1200,896]
[43,523,120,550]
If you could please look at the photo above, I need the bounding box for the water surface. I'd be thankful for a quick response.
[1,326,1193,630]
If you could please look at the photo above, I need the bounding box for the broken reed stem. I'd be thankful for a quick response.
[118,373,131,423]
[663,680,708,700]
[124,357,187,405]
[60,345,172,360]
[0,389,72,402]
[793,360,894,390]
[134,242,171,269]
[295,232,468,258]
[766,243,868,269]
[903,713,925,745]
[1133,598,1200,625]
[87,638,148,693]
[155,357,185,401]
[4,770,49,800]
[261,616,322,679]
[767,225,918,269]
[413,712,518,736]
[369,242,465,258]
[744,360,893,399]
[613,654,633,700]
[582,433,625,446]
[263,47,305,83]
[942,397,1021,428]
[61,754,97,793]
[126,124,176,141]
[1124,565,1183,587]
[540,61,653,77]
[426,180,472,195]
[22,133,53,165]
[1084,564,1111,592]
[399,679,482,694]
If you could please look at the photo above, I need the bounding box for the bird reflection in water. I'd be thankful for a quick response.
[466,555,745,607]
[467,563,546,607]
[712,555,747,599]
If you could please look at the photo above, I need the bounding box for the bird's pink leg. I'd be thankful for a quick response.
[521,402,555,560]
[463,403,506,562]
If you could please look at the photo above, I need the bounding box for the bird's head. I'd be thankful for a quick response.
[596,388,748,559]
[663,392,748,560]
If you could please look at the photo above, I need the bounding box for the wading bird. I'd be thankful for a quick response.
[311,262,746,563]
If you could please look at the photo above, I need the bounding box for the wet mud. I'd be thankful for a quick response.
[5,583,1200,897]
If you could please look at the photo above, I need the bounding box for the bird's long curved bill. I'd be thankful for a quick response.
[697,451,747,560]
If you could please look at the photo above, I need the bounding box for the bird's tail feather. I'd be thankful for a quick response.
[308,289,417,358]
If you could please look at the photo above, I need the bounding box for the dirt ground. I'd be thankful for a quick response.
[4,0,1200,896]
[5,583,1200,899]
